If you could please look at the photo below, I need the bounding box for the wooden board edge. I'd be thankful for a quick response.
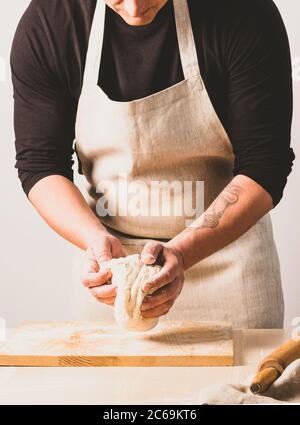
[0,354,234,367]
[0,355,59,367]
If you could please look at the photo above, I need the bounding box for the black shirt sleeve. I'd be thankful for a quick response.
[222,0,294,206]
[10,0,294,207]
[10,0,76,196]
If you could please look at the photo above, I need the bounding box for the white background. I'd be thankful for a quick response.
[0,1,299,327]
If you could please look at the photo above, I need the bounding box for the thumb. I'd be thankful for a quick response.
[92,238,113,265]
[97,250,112,264]
[141,241,163,265]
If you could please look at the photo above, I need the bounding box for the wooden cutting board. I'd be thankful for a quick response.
[0,321,234,367]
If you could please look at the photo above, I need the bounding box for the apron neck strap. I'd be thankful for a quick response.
[173,0,200,80]
[83,0,200,88]
[83,0,106,88]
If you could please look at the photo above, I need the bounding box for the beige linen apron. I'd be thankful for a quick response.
[72,0,284,328]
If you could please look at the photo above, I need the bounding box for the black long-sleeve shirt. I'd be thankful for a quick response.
[11,0,295,206]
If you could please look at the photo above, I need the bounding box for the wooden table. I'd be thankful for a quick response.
[0,329,290,405]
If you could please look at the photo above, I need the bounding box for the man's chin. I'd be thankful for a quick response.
[120,10,158,26]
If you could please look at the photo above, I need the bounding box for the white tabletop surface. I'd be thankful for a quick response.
[0,329,290,405]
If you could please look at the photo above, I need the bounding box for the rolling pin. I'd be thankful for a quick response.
[250,336,300,394]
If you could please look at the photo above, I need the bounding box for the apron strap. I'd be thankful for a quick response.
[173,0,202,81]
[82,0,106,88]
[82,0,202,89]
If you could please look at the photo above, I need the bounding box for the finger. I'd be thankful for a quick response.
[85,258,99,274]
[141,299,174,319]
[81,269,112,288]
[113,244,127,259]
[82,250,100,275]
[141,281,179,311]
[95,250,112,264]
[95,296,116,306]
[89,284,117,299]
[102,298,115,306]
[90,242,112,264]
[141,241,163,265]
[144,259,178,293]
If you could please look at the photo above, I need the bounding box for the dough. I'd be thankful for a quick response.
[102,254,161,332]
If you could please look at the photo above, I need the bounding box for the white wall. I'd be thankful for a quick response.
[270,0,300,327]
[0,0,299,327]
[0,1,76,327]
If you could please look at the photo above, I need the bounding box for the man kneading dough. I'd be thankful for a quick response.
[11,0,294,328]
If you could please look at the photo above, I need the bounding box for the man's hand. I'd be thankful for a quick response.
[80,232,126,306]
[140,242,185,319]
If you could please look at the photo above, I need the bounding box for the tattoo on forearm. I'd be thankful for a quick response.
[191,183,242,231]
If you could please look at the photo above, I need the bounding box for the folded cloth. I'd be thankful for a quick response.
[198,359,300,405]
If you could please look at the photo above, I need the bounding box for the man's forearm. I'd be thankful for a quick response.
[28,175,108,250]
[166,174,273,270]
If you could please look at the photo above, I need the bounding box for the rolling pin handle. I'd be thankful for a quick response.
[250,366,280,395]
[250,337,300,395]
[250,383,261,395]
